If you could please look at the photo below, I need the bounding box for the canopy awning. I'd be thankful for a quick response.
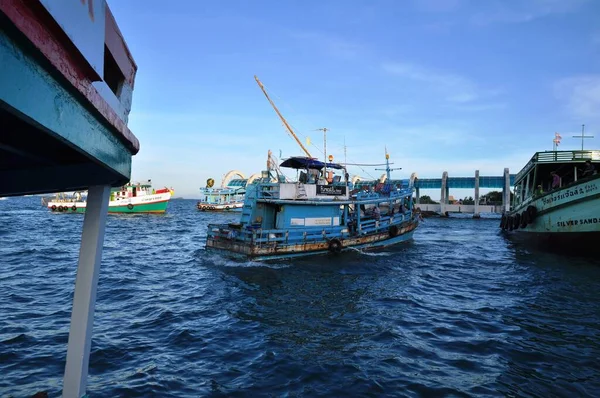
[280,157,345,170]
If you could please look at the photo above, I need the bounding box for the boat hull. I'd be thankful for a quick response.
[197,202,243,212]
[206,219,419,261]
[502,176,600,252]
[47,193,171,214]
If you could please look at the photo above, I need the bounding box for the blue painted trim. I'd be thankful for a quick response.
[0,27,132,178]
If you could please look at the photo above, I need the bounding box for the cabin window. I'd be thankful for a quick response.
[103,45,125,97]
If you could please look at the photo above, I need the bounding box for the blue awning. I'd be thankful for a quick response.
[279,157,345,170]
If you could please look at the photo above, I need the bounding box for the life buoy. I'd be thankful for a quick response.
[389,225,399,237]
[127,204,134,210]
[527,205,537,222]
[71,205,77,211]
[51,205,57,211]
[328,238,342,253]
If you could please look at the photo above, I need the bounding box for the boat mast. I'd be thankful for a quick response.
[572,124,594,151]
[254,76,313,158]
[316,127,328,176]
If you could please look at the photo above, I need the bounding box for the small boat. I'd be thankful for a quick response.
[46,182,173,214]
[197,171,256,212]
[500,149,600,248]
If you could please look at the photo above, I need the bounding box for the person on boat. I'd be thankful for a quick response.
[582,160,596,177]
[326,170,334,184]
[372,205,381,221]
[551,171,560,190]
[308,168,319,183]
[535,184,544,196]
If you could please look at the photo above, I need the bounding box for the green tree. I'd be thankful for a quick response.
[418,195,438,204]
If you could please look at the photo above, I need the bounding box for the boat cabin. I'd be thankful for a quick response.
[512,150,600,209]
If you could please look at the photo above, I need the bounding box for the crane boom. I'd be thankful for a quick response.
[254,75,312,158]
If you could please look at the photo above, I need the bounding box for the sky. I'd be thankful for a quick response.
[109,0,600,199]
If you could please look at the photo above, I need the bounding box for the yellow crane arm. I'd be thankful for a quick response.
[254,75,312,158]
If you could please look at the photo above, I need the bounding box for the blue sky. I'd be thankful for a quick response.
[110,0,600,199]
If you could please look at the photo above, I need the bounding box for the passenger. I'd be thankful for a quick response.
[372,206,381,220]
[582,160,596,177]
[551,171,560,190]
[326,170,334,184]
[535,184,544,196]
[308,168,319,183]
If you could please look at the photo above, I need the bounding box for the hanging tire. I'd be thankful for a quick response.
[225,206,230,210]
[71,205,77,211]
[513,213,521,229]
[389,225,399,237]
[508,216,514,230]
[51,205,57,211]
[58,206,64,212]
[520,211,529,228]
[527,205,537,222]
[127,204,134,210]
[328,238,342,253]
[500,215,507,229]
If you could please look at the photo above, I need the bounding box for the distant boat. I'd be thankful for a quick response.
[500,149,600,248]
[0,197,7,200]
[45,182,173,214]
[197,170,259,212]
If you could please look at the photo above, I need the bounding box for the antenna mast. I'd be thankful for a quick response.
[572,124,594,151]
[254,76,312,158]
[316,127,328,176]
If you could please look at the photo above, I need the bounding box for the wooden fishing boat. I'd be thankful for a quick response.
[500,149,600,249]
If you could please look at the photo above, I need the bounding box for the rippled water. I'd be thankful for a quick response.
[1,197,600,397]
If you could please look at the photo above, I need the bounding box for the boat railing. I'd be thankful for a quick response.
[535,150,600,163]
[516,150,600,183]
[207,211,414,246]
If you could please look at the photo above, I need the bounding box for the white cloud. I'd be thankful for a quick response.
[289,31,362,59]
[555,75,600,121]
[382,62,479,103]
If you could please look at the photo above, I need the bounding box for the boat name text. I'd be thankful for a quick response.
[556,218,599,227]
[541,182,598,206]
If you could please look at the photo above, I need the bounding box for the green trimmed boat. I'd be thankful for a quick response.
[500,150,600,249]
[45,182,173,214]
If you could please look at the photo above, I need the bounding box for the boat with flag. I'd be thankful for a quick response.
[197,170,258,212]
[500,144,600,249]
[205,76,419,261]
[45,181,173,214]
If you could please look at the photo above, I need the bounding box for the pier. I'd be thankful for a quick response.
[413,169,516,217]
[354,169,516,217]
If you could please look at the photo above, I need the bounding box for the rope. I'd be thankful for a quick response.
[260,83,383,182]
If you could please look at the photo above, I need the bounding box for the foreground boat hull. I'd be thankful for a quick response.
[502,175,600,253]
[206,220,418,261]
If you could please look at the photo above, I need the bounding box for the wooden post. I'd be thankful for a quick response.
[473,170,480,218]
[63,185,110,398]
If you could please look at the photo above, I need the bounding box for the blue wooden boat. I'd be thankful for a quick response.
[206,151,420,261]
[197,171,253,212]
[500,150,600,249]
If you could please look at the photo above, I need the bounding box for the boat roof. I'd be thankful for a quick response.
[514,150,600,184]
[280,157,345,170]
